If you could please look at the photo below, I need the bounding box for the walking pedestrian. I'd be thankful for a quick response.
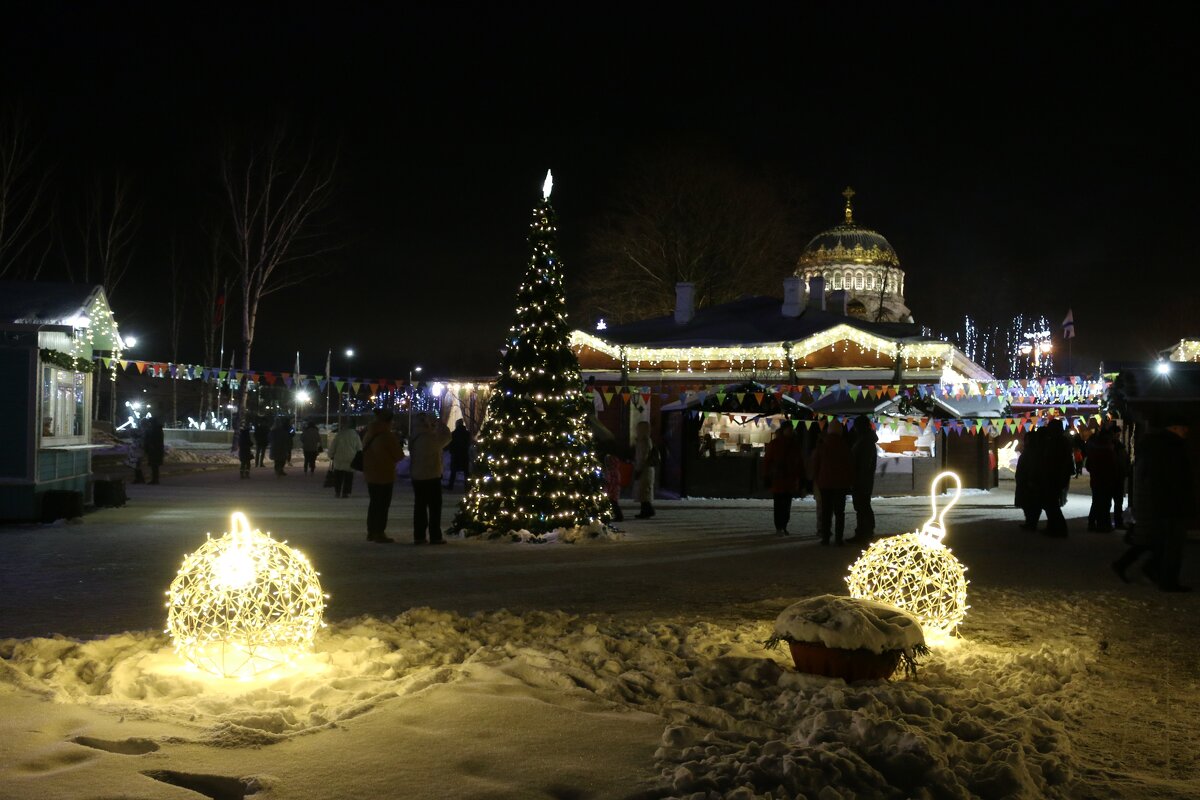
[1116,416,1194,591]
[1014,427,1043,530]
[238,423,253,479]
[1112,429,1130,530]
[327,420,362,498]
[362,409,405,543]
[632,420,659,519]
[1035,418,1075,537]
[253,417,270,467]
[762,421,804,535]
[849,414,878,541]
[1084,424,1118,532]
[143,418,165,485]
[269,416,292,476]
[445,419,472,490]
[811,420,854,545]
[300,421,322,475]
[409,412,452,544]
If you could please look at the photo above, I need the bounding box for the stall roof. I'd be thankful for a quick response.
[0,281,121,351]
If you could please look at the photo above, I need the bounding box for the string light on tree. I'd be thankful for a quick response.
[845,471,969,640]
[451,171,611,536]
[165,512,327,679]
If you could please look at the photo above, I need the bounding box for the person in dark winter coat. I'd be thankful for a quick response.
[849,414,878,541]
[269,417,292,476]
[300,421,322,474]
[143,418,165,484]
[1084,426,1118,531]
[811,420,854,545]
[762,422,804,535]
[1014,428,1043,529]
[1111,433,1130,529]
[445,419,472,490]
[1115,419,1194,591]
[238,424,253,479]
[1034,419,1076,537]
[253,418,270,467]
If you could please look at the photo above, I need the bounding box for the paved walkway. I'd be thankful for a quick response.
[2,465,1191,640]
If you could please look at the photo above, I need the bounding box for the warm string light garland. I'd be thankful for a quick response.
[845,471,969,639]
[165,511,327,679]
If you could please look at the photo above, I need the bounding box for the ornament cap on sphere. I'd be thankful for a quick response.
[845,471,968,638]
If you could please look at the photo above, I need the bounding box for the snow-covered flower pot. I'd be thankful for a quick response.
[785,640,903,682]
[766,594,927,682]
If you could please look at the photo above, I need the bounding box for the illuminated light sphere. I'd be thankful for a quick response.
[166,512,326,678]
[845,471,969,639]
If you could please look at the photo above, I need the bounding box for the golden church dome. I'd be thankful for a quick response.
[797,187,900,269]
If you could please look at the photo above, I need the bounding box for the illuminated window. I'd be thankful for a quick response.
[854,271,864,290]
[41,366,88,444]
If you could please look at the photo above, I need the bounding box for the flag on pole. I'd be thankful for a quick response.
[1061,309,1075,339]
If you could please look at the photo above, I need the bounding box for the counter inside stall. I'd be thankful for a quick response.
[682,413,944,498]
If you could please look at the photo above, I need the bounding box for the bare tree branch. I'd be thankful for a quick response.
[576,147,809,326]
[0,112,53,279]
[221,123,337,422]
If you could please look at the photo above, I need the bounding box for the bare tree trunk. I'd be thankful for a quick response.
[168,238,183,427]
[220,125,337,425]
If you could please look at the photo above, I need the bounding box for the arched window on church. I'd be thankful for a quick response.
[867,273,875,290]
[854,271,864,290]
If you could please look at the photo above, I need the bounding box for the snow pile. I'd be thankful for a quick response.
[0,599,1094,798]
[465,521,624,544]
[163,444,240,465]
[771,594,925,654]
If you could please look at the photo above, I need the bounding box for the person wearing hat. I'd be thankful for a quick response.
[362,409,405,543]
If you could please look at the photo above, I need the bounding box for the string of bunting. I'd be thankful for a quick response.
[586,379,1109,408]
[97,356,1110,429]
[96,356,438,397]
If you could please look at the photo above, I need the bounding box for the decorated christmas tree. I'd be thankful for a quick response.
[452,172,612,536]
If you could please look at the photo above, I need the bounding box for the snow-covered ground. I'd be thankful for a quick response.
[0,467,1196,799]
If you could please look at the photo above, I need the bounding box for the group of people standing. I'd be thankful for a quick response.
[762,415,879,543]
[237,416,323,478]
[1014,414,1193,592]
[344,409,454,545]
[1014,418,1077,536]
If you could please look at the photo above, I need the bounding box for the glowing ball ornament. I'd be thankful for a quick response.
[166,512,326,678]
[845,471,969,639]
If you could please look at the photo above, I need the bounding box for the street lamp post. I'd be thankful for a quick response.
[325,347,354,430]
[408,365,422,438]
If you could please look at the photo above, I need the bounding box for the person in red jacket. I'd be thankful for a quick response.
[811,420,855,545]
[762,421,805,535]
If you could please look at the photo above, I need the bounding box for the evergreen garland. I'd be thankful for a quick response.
[451,177,612,536]
[40,348,95,373]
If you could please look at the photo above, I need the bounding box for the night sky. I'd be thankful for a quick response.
[2,3,1193,379]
